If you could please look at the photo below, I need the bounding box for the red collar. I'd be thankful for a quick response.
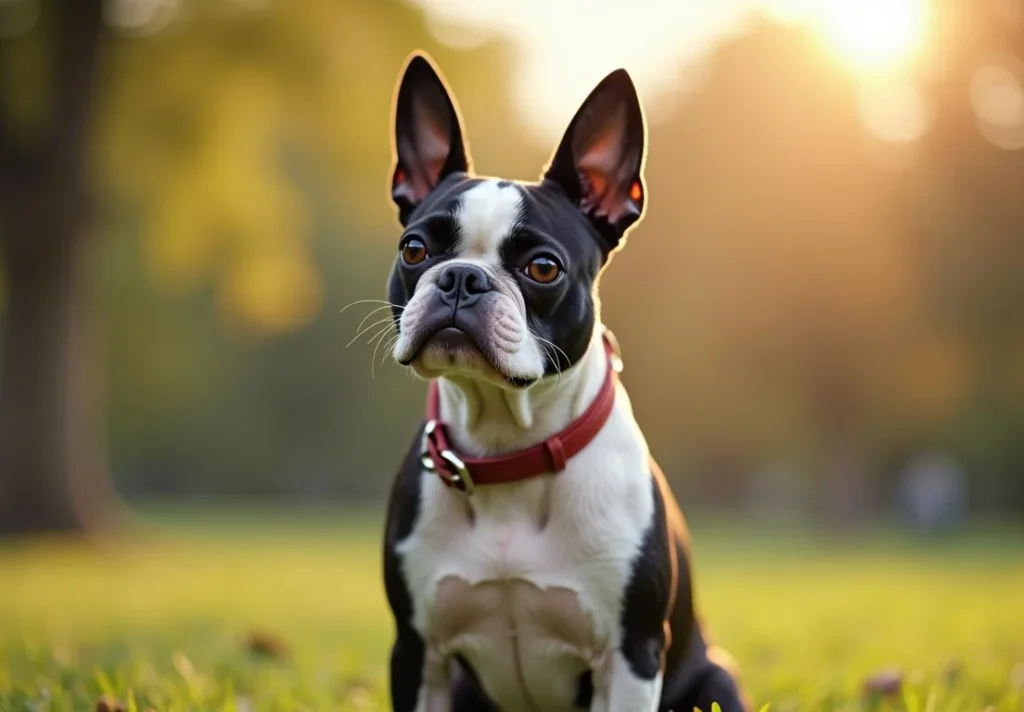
[421,329,624,495]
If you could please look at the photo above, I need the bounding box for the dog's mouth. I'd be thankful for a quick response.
[396,320,479,365]
[424,325,477,353]
[398,320,537,389]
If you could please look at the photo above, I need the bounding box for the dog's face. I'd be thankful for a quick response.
[387,53,646,388]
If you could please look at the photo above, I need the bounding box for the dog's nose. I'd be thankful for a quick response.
[436,263,492,307]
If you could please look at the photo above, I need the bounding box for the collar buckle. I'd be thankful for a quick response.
[420,419,475,495]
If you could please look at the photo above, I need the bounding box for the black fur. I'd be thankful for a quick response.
[382,425,428,712]
[619,473,675,680]
[574,670,594,708]
[391,54,470,225]
[543,68,647,249]
[682,663,749,712]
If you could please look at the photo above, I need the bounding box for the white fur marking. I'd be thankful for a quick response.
[456,180,523,265]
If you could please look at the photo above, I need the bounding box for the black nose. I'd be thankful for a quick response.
[436,263,493,307]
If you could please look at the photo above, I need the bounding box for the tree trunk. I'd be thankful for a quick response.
[0,227,110,535]
[0,0,110,536]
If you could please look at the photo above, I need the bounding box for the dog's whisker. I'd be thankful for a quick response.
[371,325,399,378]
[339,298,403,316]
[367,323,396,349]
[373,334,397,357]
[347,317,398,348]
[529,329,568,384]
[354,304,399,334]
[541,337,570,370]
[381,334,401,366]
[362,317,398,341]
[362,326,396,380]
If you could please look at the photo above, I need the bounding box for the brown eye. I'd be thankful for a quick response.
[401,238,428,266]
[526,255,562,284]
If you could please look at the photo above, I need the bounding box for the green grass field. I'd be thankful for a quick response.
[2,506,1023,711]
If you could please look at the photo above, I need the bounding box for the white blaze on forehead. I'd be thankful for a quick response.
[456,181,523,263]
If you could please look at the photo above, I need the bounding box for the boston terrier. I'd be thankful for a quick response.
[380,51,748,712]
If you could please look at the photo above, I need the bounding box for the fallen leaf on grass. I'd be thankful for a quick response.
[96,695,126,712]
[862,668,903,697]
[344,676,374,692]
[943,658,963,684]
[244,629,289,659]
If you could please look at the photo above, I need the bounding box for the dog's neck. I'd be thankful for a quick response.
[435,326,609,458]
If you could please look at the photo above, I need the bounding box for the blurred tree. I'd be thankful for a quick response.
[0,0,110,534]
[0,0,529,530]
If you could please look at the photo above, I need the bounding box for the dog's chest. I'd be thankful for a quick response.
[397,414,653,710]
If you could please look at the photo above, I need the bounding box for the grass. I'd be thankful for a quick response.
[2,505,1023,711]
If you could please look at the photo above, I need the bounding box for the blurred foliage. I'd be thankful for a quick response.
[1,0,1023,514]
[91,0,525,336]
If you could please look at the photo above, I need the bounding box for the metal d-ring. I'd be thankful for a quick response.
[439,448,474,496]
[420,419,474,495]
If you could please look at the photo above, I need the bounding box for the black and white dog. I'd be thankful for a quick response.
[381,51,747,712]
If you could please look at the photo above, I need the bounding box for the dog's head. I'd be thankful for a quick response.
[388,52,646,388]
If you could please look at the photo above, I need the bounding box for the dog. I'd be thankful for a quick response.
[380,51,747,712]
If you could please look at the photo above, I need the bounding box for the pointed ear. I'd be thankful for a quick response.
[543,69,647,247]
[390,52,471,225]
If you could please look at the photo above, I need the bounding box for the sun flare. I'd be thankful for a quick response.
[811,0,930,75]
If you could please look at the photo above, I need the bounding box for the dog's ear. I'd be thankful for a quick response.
[390,52,471,225]
[543,69,647,248]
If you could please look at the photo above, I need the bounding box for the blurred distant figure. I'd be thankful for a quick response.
[743,461,810,526]
[898,451,967,533]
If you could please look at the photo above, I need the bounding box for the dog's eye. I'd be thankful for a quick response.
[401,238,428,266]
[525,255,562,284]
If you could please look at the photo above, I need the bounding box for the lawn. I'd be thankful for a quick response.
[2,505,1023,711]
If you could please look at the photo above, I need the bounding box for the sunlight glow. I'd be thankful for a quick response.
[810,0,930,76]
[413,0,934,144]
[409,0,750,144]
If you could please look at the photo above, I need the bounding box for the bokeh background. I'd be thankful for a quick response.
[2,0,1024,534]
[4,2,1024,710]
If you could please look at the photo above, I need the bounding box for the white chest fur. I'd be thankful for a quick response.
[397,380,655,711]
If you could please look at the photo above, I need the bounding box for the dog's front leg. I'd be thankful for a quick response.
[417,647,452,712]
[389,631,451,712]
[388,629,425,712]
[590,647,664,712]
